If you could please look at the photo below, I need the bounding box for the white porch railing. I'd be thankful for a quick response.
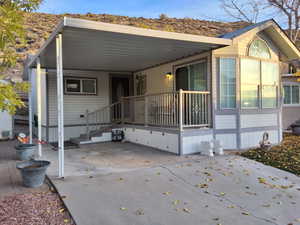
[85,90,211,137]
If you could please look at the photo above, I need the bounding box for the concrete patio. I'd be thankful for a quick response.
[42,141,198,177]
[44,142,300,225]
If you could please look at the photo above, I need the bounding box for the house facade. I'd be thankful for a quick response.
[25,18,300,162]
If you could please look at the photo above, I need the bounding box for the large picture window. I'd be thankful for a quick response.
[284,84,300,105]
[241,59,279,109]
[241,59,260,108]
[262,62,279,108]
[220,58,236,109]
[64,77,97,95]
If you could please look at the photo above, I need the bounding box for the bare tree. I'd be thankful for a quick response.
[220,0,270,23]
[267,0,300,43]
[220,0,300,43]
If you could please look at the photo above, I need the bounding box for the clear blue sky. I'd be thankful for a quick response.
[38,0,229,21]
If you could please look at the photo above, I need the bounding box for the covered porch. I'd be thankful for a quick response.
[26,17,232,177]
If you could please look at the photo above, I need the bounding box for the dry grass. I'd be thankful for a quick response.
[241,134,300,176]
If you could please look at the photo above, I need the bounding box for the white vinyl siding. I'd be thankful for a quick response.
[219,58,236,109]
[47,70,109,126]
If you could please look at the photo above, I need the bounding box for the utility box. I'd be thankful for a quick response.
[0,111,13,140]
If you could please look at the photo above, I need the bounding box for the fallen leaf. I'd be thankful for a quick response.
[195,184,208,188]
[242,212,250,216]
[64,219,69,223]
[135,209,145,215]
[120,207,127,211]
[219,192,226,196]
[172,200,180,205]
[59,208,65,213]
[182,208,191,213]
[163,192,172,195]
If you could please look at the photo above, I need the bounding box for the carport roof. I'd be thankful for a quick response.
[27,17,232,72]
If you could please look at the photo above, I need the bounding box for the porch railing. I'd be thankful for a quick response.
[85,90,211,138]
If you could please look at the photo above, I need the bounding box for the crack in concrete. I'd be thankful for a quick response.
[160,165,279,225]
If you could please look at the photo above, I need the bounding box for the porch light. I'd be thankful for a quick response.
[165,72,173,80]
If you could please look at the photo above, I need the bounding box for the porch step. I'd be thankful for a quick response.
[70,132,112,145]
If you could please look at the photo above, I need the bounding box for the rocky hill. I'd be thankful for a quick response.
[11,12,251,80]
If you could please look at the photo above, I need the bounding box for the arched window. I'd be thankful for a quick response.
[248,39,271,59]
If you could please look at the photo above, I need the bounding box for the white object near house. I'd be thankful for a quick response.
[0,111,13,140]
[200,141,214,157]
[23,17,300,177]
[0,80,13,140]
[212,140,224,156]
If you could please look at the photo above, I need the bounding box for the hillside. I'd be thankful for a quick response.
[11,12,251,80]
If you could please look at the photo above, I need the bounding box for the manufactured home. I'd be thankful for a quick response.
[24,18,300,175]
[281,62,300,130]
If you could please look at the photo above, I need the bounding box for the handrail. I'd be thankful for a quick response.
[85,90,211,139]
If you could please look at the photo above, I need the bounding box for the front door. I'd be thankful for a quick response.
[111,76,130,103]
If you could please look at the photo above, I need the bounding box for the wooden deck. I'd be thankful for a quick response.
[0,140,48,200]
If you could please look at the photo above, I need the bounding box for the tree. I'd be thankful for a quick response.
[220,0,270,23]
[0,0,41,114]
[220,0,300,43]
[268,0,300,43]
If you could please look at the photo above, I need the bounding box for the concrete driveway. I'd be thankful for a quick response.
[50,153,300,225]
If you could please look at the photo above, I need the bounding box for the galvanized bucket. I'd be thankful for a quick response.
[15,144,36,160]
[16,160,50,188]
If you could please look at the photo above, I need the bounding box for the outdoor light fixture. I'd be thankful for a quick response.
[165,72,173,80]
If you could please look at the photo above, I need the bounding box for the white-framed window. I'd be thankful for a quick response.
[64,77,97,95]
[241,58,260,108]
[219,57,236,109]
[248,39,271,59]
[175,60,207,91]
[240,59,279,109]
[284,84,300,105]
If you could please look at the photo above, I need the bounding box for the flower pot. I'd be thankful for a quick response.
[15,144,36,160]
[16,160,50,188]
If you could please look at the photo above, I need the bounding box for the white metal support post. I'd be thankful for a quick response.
[36,58,42,157]
[28,67,33,144]
[56,33,65,178]
[178,89,183,155]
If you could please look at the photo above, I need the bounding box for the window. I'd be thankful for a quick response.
[241,59,279,109]
[241,59,260,108]
[136,74,147,95]
[220,58,236,109]
[249,39,271,59]
[64,77,97,95]
[262,62,279,108]
[284,84,300,105]
[176,61,207,91]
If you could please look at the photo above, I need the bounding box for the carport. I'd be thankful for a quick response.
[25,17,232,177]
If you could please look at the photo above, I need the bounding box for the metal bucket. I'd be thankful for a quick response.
[15,144,36,160]
[16,160,50,188]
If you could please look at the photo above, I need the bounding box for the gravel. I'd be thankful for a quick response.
[0,191,75,225]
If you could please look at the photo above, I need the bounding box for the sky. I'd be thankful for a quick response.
[37,0,231,21]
